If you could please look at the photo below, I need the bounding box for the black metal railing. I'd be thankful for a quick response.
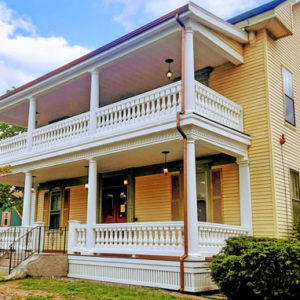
[43,227,67,253]
[8,226,42,274]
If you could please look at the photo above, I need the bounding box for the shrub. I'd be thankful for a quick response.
[294,217,300,241]
[211,236,300,300]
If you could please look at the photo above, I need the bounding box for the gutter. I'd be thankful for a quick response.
[175,13,188,293]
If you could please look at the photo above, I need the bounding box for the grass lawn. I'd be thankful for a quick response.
[0,277,204,299]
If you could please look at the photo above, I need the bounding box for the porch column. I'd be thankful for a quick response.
[186,138,199,256]
[27,96,36,151]
[22,172,32,227]
[238,159,253,235]
[89,70,99,135]
[184,25,195,112]
[86,158,98,251]
[30,187,37,226]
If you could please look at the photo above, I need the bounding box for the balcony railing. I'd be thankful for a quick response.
[0,81,243,160]
[68,221,249,257]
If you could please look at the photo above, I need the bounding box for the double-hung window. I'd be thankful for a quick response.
[290,170,300,221]
[283,67,295,125]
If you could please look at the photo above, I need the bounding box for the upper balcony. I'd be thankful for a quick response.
[0,80,243,165]
[0,2,249,169]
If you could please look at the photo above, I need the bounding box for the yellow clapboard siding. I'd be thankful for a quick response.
[67,185,88,224]
[35,190,45,222]
[135,173,172,222]
[266,3,300,237]
[210,30,276,237]
[213,164,240,226]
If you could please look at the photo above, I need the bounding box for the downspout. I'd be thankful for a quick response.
[176,13,188,293]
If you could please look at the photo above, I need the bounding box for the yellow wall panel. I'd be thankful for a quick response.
[210,30,276,237]
[266,3,300,237]
[68,185,88,224]
[35,190,45,222]
[135,173,172,222]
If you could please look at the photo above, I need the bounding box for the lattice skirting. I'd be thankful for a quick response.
[68,255,218,292]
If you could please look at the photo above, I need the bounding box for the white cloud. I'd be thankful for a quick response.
[105,0,269,31]
[0,1,90,95]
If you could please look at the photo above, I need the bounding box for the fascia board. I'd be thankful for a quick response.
[188,1,248,43]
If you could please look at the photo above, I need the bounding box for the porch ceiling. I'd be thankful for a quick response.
[1,140,219,186]
[0,31,228,128]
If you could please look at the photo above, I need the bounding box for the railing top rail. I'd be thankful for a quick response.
[198,222,249,231]
[96,81,182,113]
[91,221,184,229]
[33,111,90,135]
[194,80,243,113]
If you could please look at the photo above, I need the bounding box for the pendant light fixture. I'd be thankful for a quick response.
[31,176,36,192]
[165,59,174,80]
[84,166,89,190]
[162,151,170,175]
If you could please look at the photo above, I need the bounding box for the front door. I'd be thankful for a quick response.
[103,186,127,223]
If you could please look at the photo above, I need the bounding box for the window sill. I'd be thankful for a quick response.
[285,121,296,132]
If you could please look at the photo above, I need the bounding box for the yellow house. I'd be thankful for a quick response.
[0,0,299,292]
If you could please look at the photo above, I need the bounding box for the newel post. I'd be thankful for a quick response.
[68,220,80,254]
[89,70,99,135]
[237,159,253,235]
[27,96,36,151]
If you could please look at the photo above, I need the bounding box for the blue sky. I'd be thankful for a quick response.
[0,0,270,95]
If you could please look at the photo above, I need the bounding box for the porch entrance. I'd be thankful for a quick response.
[102,176,127,223]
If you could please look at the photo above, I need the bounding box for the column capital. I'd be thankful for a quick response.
[88,158,97,164]
[186,137,196,145]
[89,69,99,76]
[237,159,250,166]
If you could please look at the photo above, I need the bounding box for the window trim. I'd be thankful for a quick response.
[49,187,63,229]
[282,67,296,126]
[290,169,300,221]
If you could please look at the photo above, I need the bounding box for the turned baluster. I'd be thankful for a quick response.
[133,227,138,246]
[142,226,148,248]
[145,96,150,120]
[159,226,164,247]
[127,228,132,246]
[137,227,143,247]
[170,226,176,248]
[165,226,170,247]
[148,227,154,248]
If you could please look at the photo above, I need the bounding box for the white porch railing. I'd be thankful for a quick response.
[96,81,181,133]
[0,81,243,159]
[68,221,248,257]
[0,132,27,157]
[32,112,90,149]
[198,222,249,256]
[194,81,243,131]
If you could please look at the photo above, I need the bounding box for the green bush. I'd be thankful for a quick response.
[294,217,300,241]
[211,236,300,300]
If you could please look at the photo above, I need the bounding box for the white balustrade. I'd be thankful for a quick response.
[0,80,244,159]
[96,81,181,132]
[32,112,89,149]
[0,132,27,157]
[198,222,249,256]
[74,226,87,249]
[0,227,33,252]
[194,81,243,131]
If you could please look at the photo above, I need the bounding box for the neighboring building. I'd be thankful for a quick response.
[0,0,299,292]
[0,208,22,227]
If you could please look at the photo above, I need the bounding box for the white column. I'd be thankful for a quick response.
[186,138,199,257]
[184,25,195,112]
[22,172,32,227]
[238,159,253,235]
[30,188,37,226]
[27,96,36,151]
[86,158,98,251]
[89,70,99,135]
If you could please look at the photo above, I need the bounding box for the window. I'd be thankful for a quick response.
[2,212,10,227]
[197,171,208,222]
[49,189,62,229]
[290,170,300,221]
[283,67,295,125]
[211,169,223,224]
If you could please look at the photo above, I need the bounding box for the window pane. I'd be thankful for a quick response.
[291,170,300,200]
[293,200,300,222]
[285,96,295,125]
[197,200,207,222]
[283,68,293,98]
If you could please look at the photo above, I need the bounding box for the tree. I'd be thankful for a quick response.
[0,122,26,212]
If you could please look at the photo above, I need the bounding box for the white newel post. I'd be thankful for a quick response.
[186,138,200,257]
[184,25,195,112]
[30,188,37,225]
[238,159,253,235]
[22,172,32,227]
[68,220,80,254]
[86,159,98,251]
[33,221,44,252]
[27,96,36,151]
[89,70,99,135]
